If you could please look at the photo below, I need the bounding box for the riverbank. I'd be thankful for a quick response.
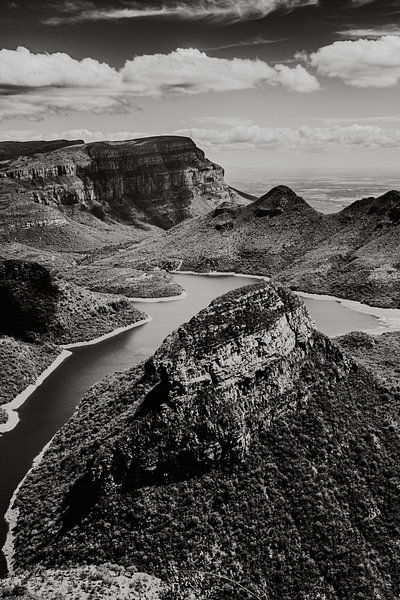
[1,315,154,575]
[126,291,187,303]
[0,351,72,436]
[0,317,153,436]
[173,270,400,334]
[3,436,54,573]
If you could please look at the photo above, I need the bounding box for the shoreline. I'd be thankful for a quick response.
[62,317,153,349]
[1,315,155,574]
[3,437,54,574]
[296,291,400,334]
[0,318,154,435]
[4,271,400,575]
[172,270,400,334]
[0,350,72,436]
[126,291,187,303]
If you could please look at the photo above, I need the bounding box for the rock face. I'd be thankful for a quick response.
[122,184,400,307]
[0,136,239,230]
[10,282,400,599]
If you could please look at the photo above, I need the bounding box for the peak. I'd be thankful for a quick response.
[343,189,400,217]
[259,185,298,201]
[253,185,312,217]
[153,281,313,368]
[378,190,400,203]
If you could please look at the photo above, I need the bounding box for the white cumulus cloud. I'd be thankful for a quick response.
[310,35,400,87]
[0,47,319,120]
[120,48,320,95]
[0,46,120,88]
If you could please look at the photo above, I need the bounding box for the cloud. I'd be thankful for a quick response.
[0,128,150,143]
[44,0,318,25]
[337,27,400,39]
[2,123,400,152]
[310,35,400,87]
[0,88,139,121]
[120,48,320,94]
[0,46,120,88]
[0,47,319,119]
[174,123,400,149]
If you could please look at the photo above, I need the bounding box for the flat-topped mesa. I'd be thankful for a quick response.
[0,135,240,229]
[0,139,84,162]
[253,185,315,217]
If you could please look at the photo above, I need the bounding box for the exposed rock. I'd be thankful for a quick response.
[9,282,400,599]
[0,565,163,599]
[0,136,242,231]
[0,139,83,162]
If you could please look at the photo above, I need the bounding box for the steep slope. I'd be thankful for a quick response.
[0,176,158,255]
[118,185,400,307]
[0,136,241,233]
[0,259,147,345]
[9,282,400,599]
[337,331,400,387]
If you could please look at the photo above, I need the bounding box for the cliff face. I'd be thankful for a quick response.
[0,136,238,230]
[10,282,400,599]
[122,184,400,307]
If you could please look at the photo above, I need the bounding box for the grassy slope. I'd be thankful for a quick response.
[117,186,400,307]
[337,331,400,388]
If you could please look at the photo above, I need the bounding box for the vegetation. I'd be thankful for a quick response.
[0,336,59,407]
[0,260,59,342]
[337,331,400,387]
[10,283,400,599]
[120,186,400,308]
[63,265,183,298]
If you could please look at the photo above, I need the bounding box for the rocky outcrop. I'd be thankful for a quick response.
[9,282,400,599]
[0,136,240,230]
[0,565,163,599]
[121,184,400,307]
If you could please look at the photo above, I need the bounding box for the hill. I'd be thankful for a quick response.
[115,185,400,307]
[8,282,400,599]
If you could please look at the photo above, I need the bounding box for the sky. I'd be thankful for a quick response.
[1,0,400,175]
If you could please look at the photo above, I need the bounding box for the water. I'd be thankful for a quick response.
[229,172,400,214]
[0,274,379,574]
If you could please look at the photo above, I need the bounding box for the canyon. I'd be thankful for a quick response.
[2,137,400,599]
[4,281,400,600]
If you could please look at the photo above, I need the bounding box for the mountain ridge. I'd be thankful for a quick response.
[116,184,400,307]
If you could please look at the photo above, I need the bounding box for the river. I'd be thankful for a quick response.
[0,274,382,574]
